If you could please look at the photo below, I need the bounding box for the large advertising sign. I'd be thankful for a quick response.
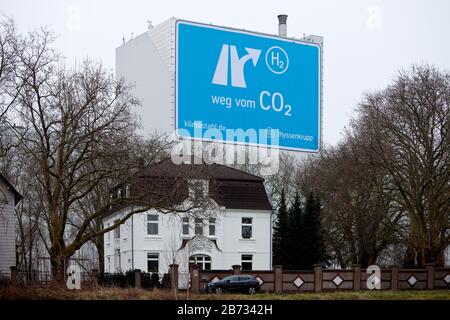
[176,20,321,152]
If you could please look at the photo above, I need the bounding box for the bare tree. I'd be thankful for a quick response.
[74,134,174,274]
[0,17,26,167]
[13,47,138,281]
[9,26,216,284]
[14,150,43,279]
[356,65,450,267]
[296,136,404,268]
[262,152,298,208]
[0,17,18,119]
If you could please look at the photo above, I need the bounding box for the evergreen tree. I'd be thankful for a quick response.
[285,192,304,269]
[313,194,326,266]
[302,192,326,268]
[272,189,288,266]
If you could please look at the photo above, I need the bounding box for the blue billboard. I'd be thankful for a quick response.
[176,20,321,152]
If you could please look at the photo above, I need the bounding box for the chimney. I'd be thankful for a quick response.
[278,14,288,37]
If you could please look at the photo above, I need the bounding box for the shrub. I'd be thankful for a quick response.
[161,273,170,289]
[151,273,160,288]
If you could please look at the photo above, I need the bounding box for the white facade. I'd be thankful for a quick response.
[116,18,175,136]
[103,205,272,276]
[0,177,19,276]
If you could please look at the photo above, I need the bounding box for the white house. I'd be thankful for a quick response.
[103,160,273,279]
[0,173,22,276]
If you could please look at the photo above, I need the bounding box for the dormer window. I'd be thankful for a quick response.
[114,220,120,239]
[188,179,208,200]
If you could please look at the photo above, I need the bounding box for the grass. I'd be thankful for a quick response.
[215,290,450,300]
[0,287,177,300]
[1,287,449,300]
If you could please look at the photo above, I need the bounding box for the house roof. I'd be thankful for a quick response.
[210,179,272,211]
[106,159,272,216]
[0,173,23,205]
[137,159,264,182]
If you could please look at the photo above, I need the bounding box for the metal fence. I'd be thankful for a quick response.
[6,256,96,287]
[0,271,11,286]
[11,270,95,287]
[99,271,172,289]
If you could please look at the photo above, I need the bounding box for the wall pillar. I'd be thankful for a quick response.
[10,266,17,287]
[313,264,322,292]
[190,264,200,294]
[134,269,141,289]
[391,266,399,291]
[273,265,283,293]
[425,263,435,290]
[169,264,179,291]
[352,264,361,291]
[232,265,241,275]
[91,268,99,289]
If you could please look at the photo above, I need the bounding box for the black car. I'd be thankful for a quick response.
[207,275,261,294]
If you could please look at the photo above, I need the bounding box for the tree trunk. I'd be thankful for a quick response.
[424,246,446,267]
[437,250,446,268]
[50,252,67,287]
[27,219,33,282]
[403,245,417,268]
[93,235,105,274]
[360,249,378,268]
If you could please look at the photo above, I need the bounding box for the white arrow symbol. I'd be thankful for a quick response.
[212,45,261,88]
[230,46,261,88]
[243,48,261,66]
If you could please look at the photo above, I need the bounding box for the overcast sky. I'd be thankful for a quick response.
[2,0,450,146]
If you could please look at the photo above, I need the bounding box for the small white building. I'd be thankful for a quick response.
[103,160,273,278]
[0,173,22,276]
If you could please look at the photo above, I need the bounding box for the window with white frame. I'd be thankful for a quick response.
[147,253,159,273]
[241,217,252,239]
[114,220,120,239]
[194,218,203,236]
[115,249,121,272]
[189,254,211,270]
[147,214,159,235]
[107,223,110,242]
[209,218,216,236]
[182,217,189,236]
[241,254,253,270]
[122,221,127,239]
